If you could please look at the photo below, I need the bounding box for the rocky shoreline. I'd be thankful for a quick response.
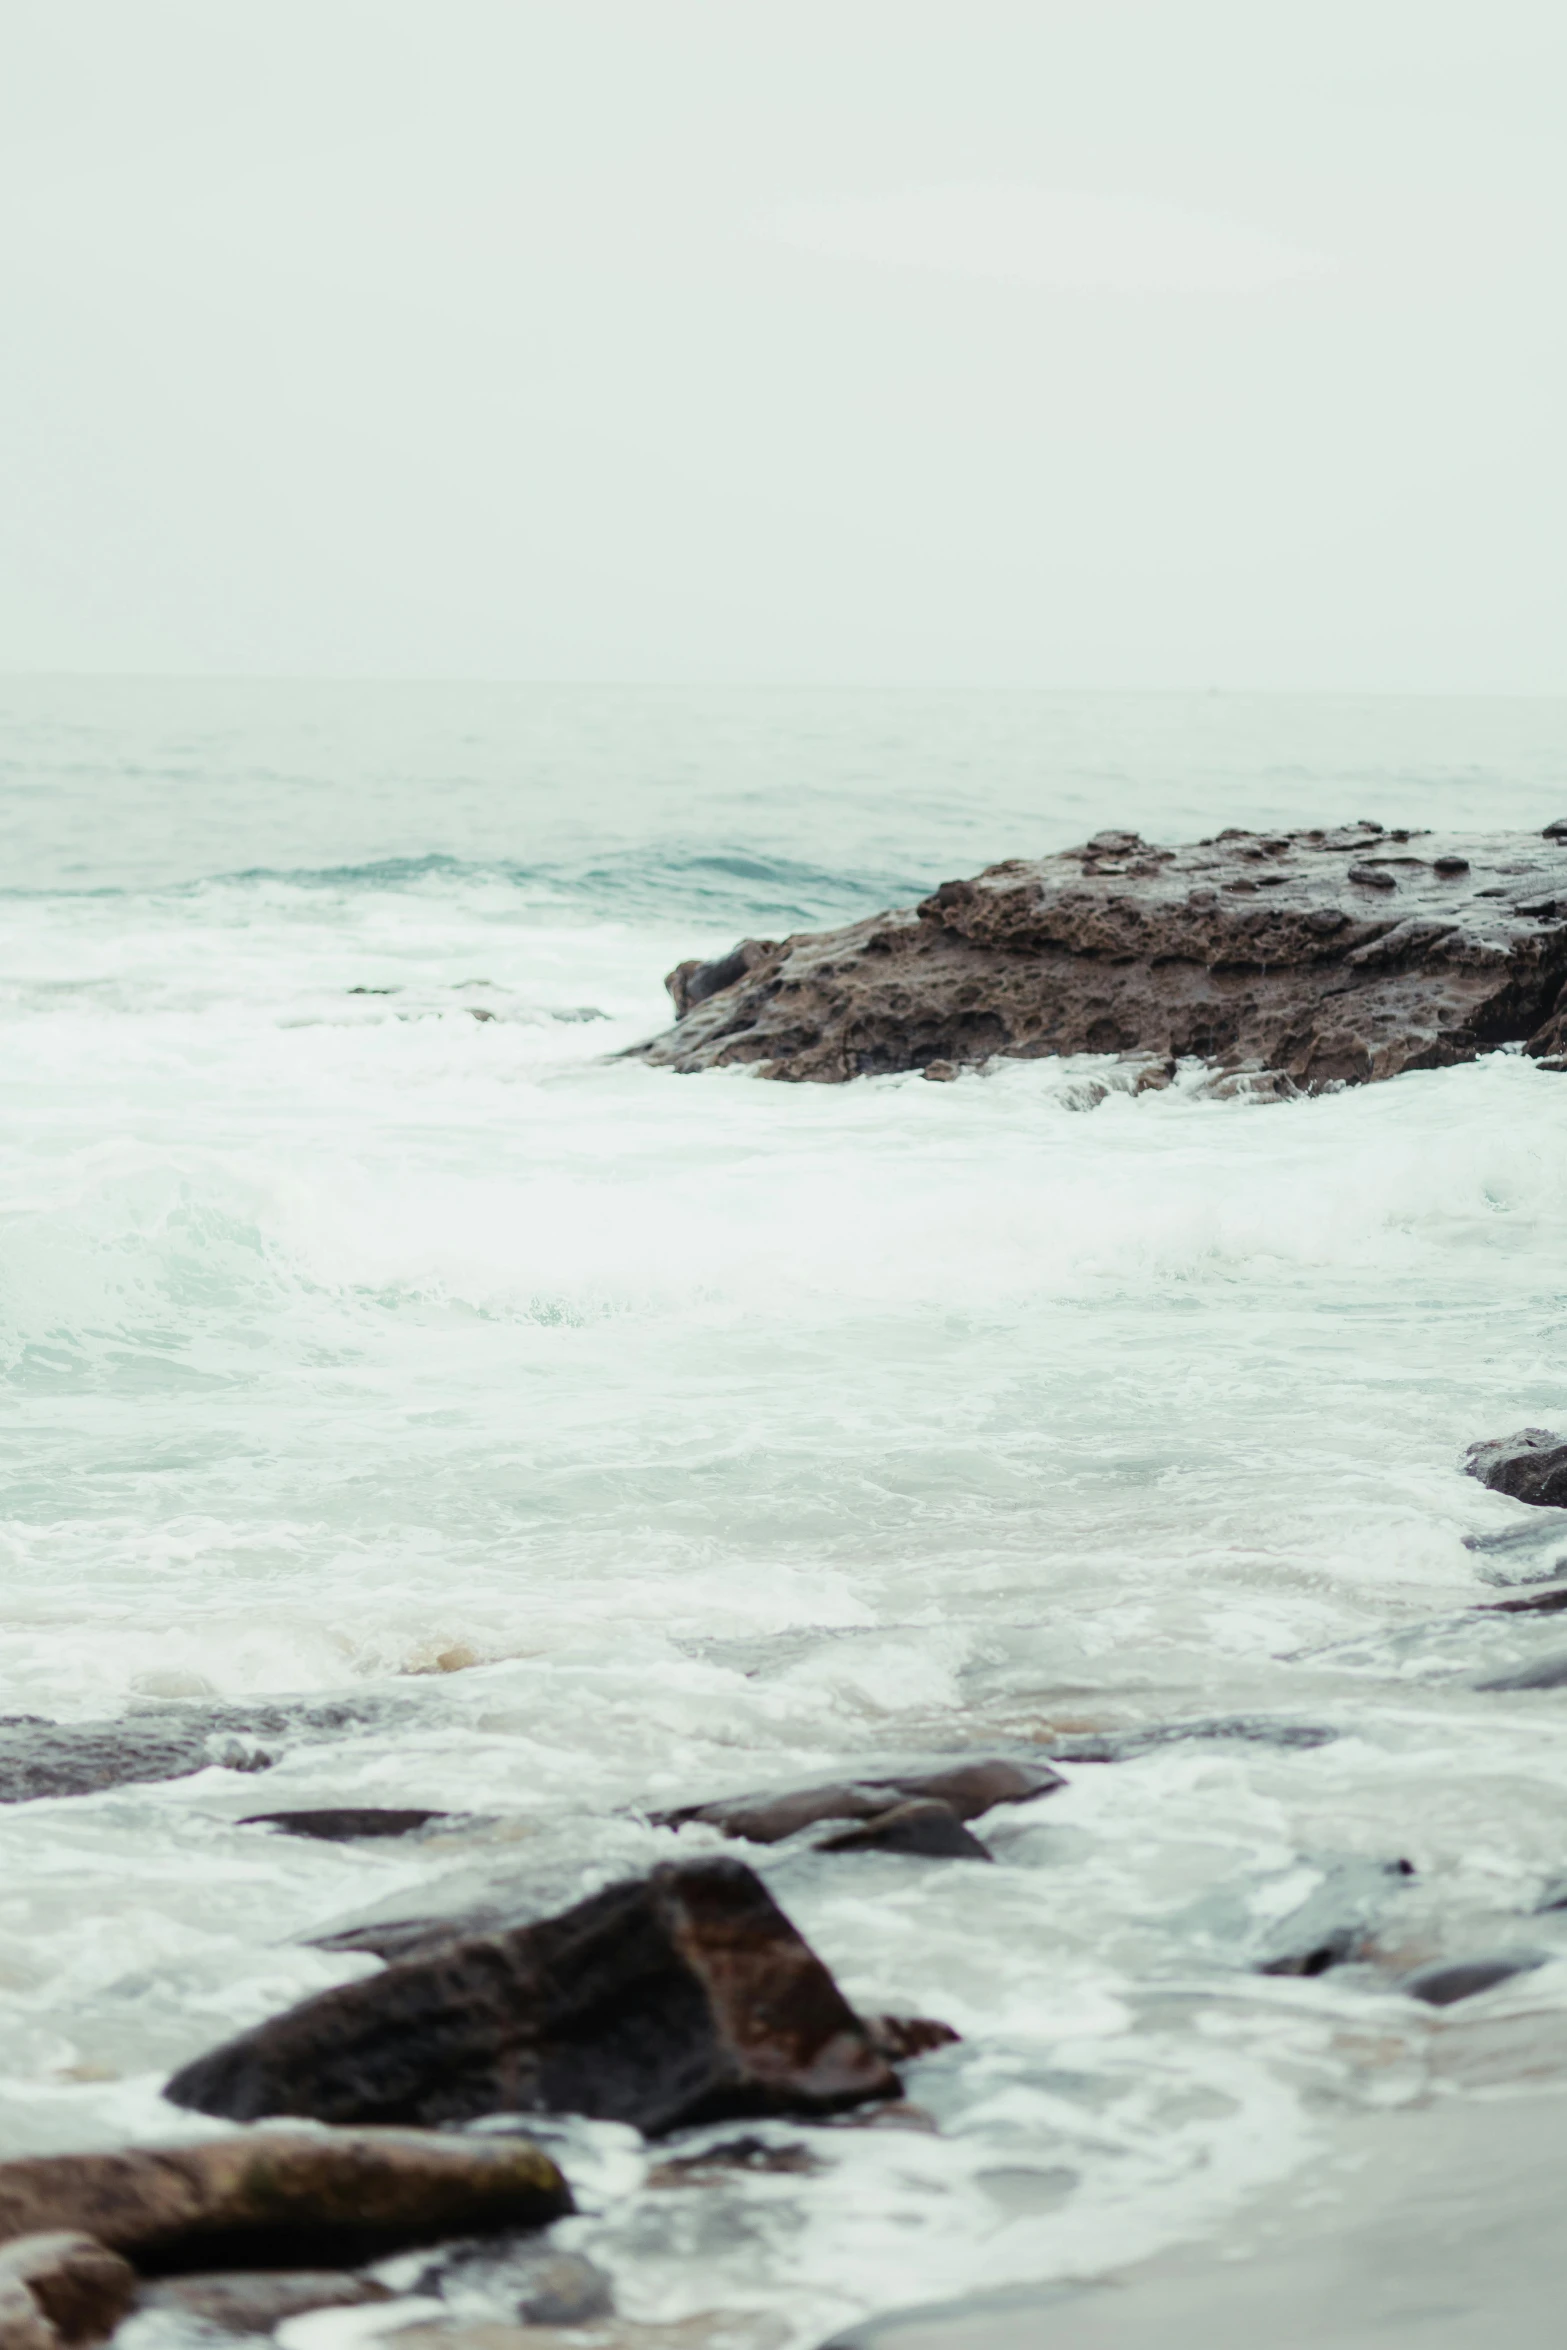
[637,821,1567,1090]
[3,1413,1567,2350]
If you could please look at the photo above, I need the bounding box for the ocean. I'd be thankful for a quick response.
[4,676,1567,2345]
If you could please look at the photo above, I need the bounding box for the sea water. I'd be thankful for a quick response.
[3,679,1567,2345]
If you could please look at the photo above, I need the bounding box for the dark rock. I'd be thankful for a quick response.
[1402,1955,1545,2006]
[1050,1717,1339,1763]
[137,2271,393,2332]
[239,1809,449,1841]
[0,2235,137,2346]
[1546,820,1567,840]
[815,1799,992,1861]
[653,1755,1062,1844]
[0,2134,568,2274]
[0,1698,401,1807]
[1475,1652,1567,1690]
[633,826,1567,1087]
[164,1858,900,2138]
[1465,1427,1567,1510]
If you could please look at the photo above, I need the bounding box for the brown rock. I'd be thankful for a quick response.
[653,1755,1062,1844]
[633,826,1567,1088]
[0,2237,136,2350]
[164,1858,898,2138]
[864,2016,963,2064]
[0,2133,568,2274]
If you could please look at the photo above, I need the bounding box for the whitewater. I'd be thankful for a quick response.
[4,678,1567,2346]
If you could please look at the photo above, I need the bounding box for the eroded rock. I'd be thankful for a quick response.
[165,1858,900,2138]
[634,825,1567,1088]
[0,2133,568,2273]
[1466,1428,1567,1510]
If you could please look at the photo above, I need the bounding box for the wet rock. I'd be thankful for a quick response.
[239,1809,450,1841]
[412,2247,612,2327]
[165,1857,900,2138]
[0,1698,403,1807]
[1475,1583,1567,1615]
[653,1755,1062,1844]
[1049,1717,1339,1763]
[633,826,1567,1087]
[1401,1954,1545,2006]
[0,2133,568,2273]
[1465,1427,1567,1510]
[137,2270,393,2331]
[1475,1652,1567,1691]
[0,2236,136,2346]
[1254,1858,1415,1977]
[815,1799,992,1861]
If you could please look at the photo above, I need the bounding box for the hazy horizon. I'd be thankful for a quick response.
[4,1,1564,692]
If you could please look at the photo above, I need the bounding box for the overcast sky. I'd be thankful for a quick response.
[3,1,1564,688]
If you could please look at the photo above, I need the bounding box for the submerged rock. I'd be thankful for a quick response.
[0,2134,568,2273]
[634,824,1567,1087]
[0,1698,403,1807]
[1049,1717,1339,1763]
[165,1858,900,2138]
[239,1808,450,1841]
[652,1755,1062,1844]
[137,2271,393,2332]
[815,1799,992,1861]
[1466,1427,1567,1510]
[1401,1954,1545,2006]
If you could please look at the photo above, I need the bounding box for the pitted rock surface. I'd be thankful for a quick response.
[635,823,1567,1088]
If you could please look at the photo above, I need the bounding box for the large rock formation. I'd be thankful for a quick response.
[165,1858,900,2138]
[638,822,1567,1088]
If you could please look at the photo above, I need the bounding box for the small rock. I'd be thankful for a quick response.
[654,1755,1062,1844]
[1465,1427,1567,1510]
[239,1810,449,1841]
[863,2016,962,2064]
[138,2272,393,2332]
[0,2133,569,2272]
[920,1060,958,1082]
[1347,864,1398,888]
[1402,1955,1545,2006]
[164,1858,899,2138]
[1545,820,1567,840]
[0,2236,136,2347]
[815,1799,991,1860]
[413,2248,612,2328]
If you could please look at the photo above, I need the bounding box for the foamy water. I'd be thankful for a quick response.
[4,680,1567,2345]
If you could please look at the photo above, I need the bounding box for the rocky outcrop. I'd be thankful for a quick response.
[0,2133,568,2273]
[635,823,1567,1088]
[652,1756,1062,1844]
[1467,1428,1567,1510]
[165,1858,901,2138]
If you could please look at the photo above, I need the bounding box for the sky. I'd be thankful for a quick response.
[2,0,1564,689]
